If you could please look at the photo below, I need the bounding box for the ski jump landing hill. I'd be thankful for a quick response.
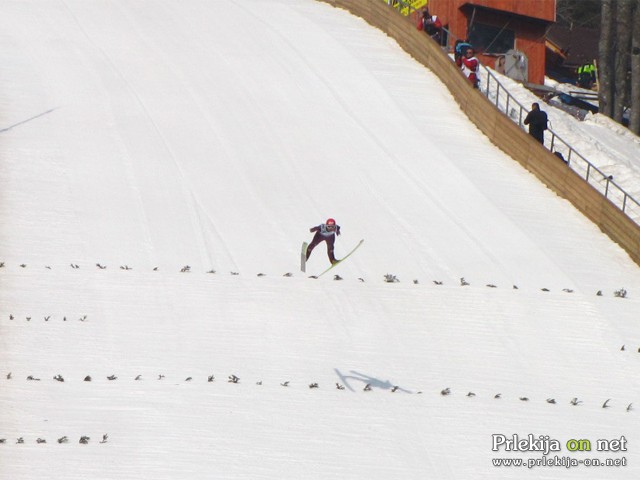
[2,1,640,479]
[321,0,640,267]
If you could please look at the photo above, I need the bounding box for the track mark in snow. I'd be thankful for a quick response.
[59,0,156,260]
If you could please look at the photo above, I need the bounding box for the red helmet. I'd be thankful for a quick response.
[326,218,336,226]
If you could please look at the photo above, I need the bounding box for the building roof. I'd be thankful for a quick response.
[546,37,567,60]
[546,25,600,67]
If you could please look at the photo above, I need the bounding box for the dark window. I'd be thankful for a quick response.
[468,22,515,54]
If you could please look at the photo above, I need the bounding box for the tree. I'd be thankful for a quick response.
[613,0,633,123]
[556,0,601,28]
[598,0,615,118]
[631,0,640,134]
[598,0,640,132]
[558,0,638,134]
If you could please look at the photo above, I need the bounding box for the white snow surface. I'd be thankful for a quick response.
[1,1,640,479]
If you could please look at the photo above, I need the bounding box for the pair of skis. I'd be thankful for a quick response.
[300,239,364,277]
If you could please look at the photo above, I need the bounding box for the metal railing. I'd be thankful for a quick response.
[386,0,640,225]
[477,60,640,223]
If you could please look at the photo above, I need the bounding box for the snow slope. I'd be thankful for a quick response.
[1,1,640,478]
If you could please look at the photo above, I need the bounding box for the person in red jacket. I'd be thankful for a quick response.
[422,10,443,44]
[417,8,443,44]
[460,47,480,89]
[306,218,341,265]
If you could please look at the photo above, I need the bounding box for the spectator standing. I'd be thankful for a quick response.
[421,9,443,44]
[460,48,480,88]
[523,102,548,144]
[455,39,472,66]
[576,62,596,89]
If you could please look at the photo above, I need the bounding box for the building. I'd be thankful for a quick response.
[425,0,556,84]
[545,24,600,85]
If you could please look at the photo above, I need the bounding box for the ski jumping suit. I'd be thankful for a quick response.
[306,223,341,264]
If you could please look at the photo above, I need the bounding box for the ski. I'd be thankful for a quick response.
[301,242,309,272]
[317,239,364,277]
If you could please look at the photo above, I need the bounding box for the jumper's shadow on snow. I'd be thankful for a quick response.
[0,108,58,134]
[334,368,412,393]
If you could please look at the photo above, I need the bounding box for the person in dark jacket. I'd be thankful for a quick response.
[306,218,341,265]
[523,102,548,144]
[421,9,443,44]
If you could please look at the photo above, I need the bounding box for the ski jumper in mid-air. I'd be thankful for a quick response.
[306,218,341,265]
